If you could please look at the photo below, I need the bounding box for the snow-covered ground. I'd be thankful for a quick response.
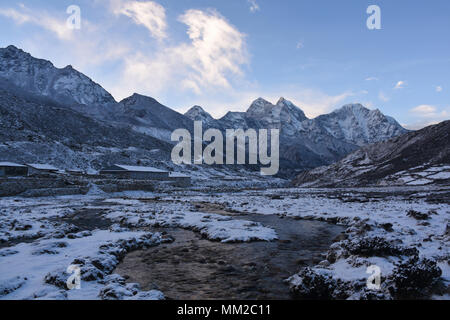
[103,197,278,243]
[381,165,450,186]
[0,185,448,300]
[157,186,449,299]
[0,192,278,300]
[0,195,166,300]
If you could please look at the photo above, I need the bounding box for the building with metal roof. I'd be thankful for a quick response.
[0,162,28,177]
[100,164,170,180]
[26,163,59,175]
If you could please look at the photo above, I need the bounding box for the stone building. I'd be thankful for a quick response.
[168,172,191,187]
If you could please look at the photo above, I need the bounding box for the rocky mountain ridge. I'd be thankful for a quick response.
[292,120,450,187]
[0,45,410,175]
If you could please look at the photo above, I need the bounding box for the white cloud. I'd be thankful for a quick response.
[248,0,260,13]
[407,104,449,129]
[436,86,443,92]
[0,2,248,103]
[0,3,132,71]
[0,1,370,121]
[178,9,247,87]
[110,9,249,100]
[410,104,448,119]
[365,77,378,81]
[394,80,406,89]
[0,5,73,40]
[111,0,167,40]
[403,120,440,130]
[410,104,437,117]
[0,3,133,72]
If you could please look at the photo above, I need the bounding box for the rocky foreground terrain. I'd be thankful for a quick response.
[0,185,448,300]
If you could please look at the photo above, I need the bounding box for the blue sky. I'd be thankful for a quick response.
[0,0,449,128]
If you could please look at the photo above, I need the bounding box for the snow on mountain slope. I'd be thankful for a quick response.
[185,105,216,127]
[0,45,194,143]
[186,97,405,173]
[314,104,408,146]
[112,93,194,142]
[293,120,450,187]
[187,99,404,149]
[0,88,172,170]
[219,111,249,129]
[0,45,410,175]
[0,45,115,108]
[244,97,308,137]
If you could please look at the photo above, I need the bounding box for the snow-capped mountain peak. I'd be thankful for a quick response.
[114,92,193,141]
[120,93,160,107]
[185,105,215,125]
[315,103,408,146]
[293,120,450,187]
[0,46,411,175]
[246,97,274,116]
[245,97,308,132]
[276,97,308,122]
[276,97,293,107]
[0,45,116,108]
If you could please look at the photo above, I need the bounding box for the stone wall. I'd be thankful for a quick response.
[0,178,82,197]
[0,176,167,197]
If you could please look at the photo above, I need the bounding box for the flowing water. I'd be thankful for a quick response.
[114,213,344,300]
